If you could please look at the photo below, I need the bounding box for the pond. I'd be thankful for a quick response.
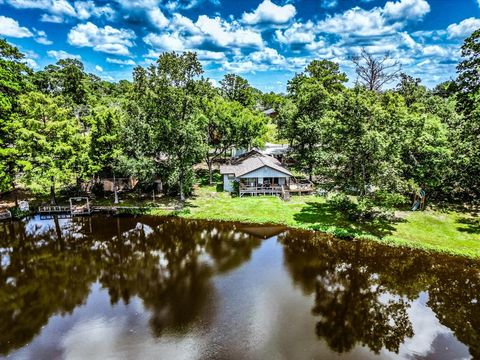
[0,215,479,359]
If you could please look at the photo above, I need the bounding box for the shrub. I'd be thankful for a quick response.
[328,193,359,220]
[9,207,33,219]
[328,191,403,222]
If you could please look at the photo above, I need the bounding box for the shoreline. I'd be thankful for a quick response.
[3,193,480,260]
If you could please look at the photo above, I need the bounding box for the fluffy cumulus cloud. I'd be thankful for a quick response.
[275,21,316,45]
[315,0,430,37]
[0,15,33,38]
[383,0,430,20]
[74,1,115,20]
[47,49,81,60]
[3,0,114,23]
[242,0,296,25]
[68,22,136,56]
[447,17,480,39]
[143,14,264,57]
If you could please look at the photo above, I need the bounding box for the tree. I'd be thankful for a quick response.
[0,39,31,202]
[453,28,480,199]
[395,73,427,107]
[279,60,347,181]
[89,107,121,177]
[203,96,267,184]
[122,52,208,200]
[17,92,88,204]
[33,58,87,105]
[219,73,256,108]
[352,48,401,92]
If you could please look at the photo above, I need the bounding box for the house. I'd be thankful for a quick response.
[220,150,313,196]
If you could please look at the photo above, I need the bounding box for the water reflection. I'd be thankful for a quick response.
[0,216,479,359]
[0,216,263,356]
[280,230,480,358]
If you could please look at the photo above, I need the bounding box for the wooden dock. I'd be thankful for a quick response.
[38,205,70,214]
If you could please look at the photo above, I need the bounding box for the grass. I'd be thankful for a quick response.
[153,185,480,259]
[383,211,480,258]
[4,181,480,259]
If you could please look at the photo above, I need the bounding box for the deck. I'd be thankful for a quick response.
[239,182,314,197]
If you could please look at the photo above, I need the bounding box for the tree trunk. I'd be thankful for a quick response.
[207,160,213,185]
[50,176,57,205]
[361,163,367,197]
[12,181,18,207]
[179,177,185,202]
[113,173,119,204]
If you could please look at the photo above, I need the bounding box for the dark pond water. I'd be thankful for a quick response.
[0,215,479,360]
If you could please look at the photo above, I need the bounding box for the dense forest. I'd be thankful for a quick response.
[0,28,479,209]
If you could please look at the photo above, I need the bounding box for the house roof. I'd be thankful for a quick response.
[220,150,292,177]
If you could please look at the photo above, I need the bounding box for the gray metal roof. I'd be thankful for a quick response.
[220,150,292,177]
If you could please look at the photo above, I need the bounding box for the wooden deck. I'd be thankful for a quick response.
[239,182,314,197]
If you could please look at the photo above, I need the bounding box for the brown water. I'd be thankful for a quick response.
[0,215,478,360]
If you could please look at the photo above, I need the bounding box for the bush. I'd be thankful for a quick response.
[372,190,406,210]
[328,193,359,220]
[328,191,402,222]
[9,207,34,219]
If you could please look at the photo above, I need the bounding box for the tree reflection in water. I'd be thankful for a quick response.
[279,229,480,358]
[0,215,262,355]
[0,216,479,358]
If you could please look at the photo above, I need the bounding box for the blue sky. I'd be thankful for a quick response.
[1,0,479,92]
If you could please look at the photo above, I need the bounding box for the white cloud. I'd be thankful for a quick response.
[47,49,81,60]
[0,15,33,38]
[67,22,136,56]
[106,57,136,65]
[275,21,315,45]
[144,33,185,51]
[317,6,400,36]
[383,0,430,20]
[34,29,53,45]
[315,0,430,37]
[447,17,480,39]
[249,47,286,66]
[6,0,76,17]
[24,58,38,69]
[95,65,103,72]
[321,0,338,8]
[242,0,296,25]
[148,8,169,29]
[40,14,64,23]
[164,0,220,11]
[5,0,113,23]
[74,1,115,21]
[422,45,449,57]
[195,15,264,48]
[144,13,264,56]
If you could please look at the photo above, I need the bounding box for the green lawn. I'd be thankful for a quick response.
[383,211,480,258]
[167,186,480,259]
